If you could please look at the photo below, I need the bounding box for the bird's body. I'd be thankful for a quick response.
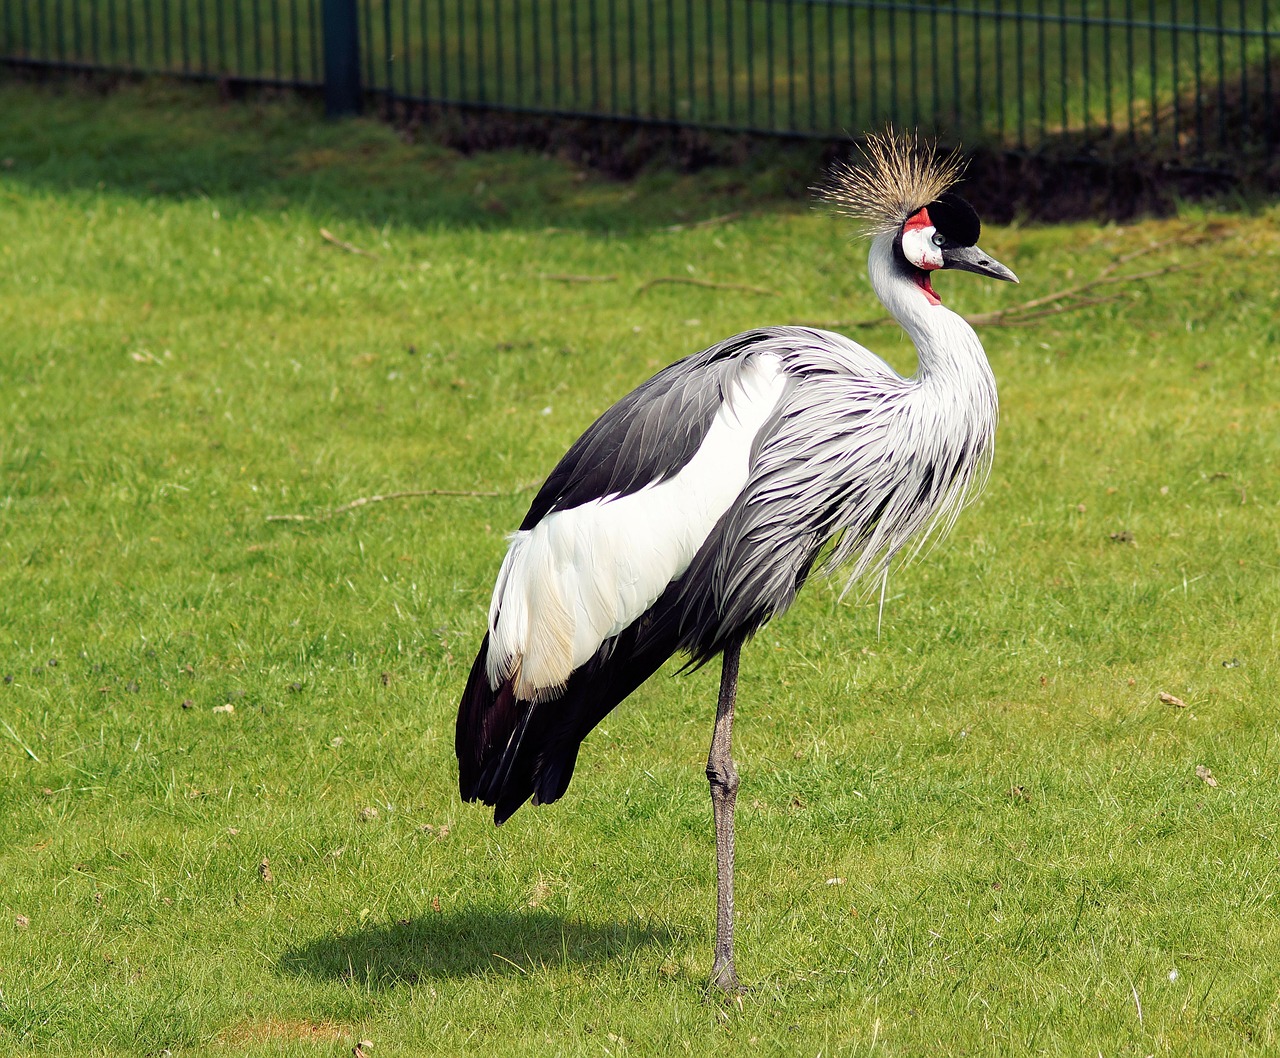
[456,132,1018,990]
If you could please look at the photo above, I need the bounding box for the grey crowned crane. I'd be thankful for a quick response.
[456,131,1018,991]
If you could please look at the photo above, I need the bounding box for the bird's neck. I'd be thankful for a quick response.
[866,235,996,394]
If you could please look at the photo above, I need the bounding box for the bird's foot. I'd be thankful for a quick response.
[708,958,744,995]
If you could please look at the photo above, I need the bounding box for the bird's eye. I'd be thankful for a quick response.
[931,232,946,247]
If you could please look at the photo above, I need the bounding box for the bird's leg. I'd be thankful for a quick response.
[707,638,743,993]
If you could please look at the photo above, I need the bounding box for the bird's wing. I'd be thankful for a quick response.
[486,331,792,702]
[673,329,990,660]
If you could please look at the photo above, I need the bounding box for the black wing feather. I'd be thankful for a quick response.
[518,330,775,529]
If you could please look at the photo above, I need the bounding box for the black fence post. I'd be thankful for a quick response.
[323,0,362,117]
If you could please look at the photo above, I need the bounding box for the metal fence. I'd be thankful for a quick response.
[2,1,1276,158]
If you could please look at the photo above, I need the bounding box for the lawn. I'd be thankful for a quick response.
[1,78,1279,1056]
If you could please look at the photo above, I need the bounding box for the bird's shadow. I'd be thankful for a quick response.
[277,908,676,988]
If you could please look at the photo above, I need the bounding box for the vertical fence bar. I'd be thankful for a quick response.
[76,0,83,64]
[936,0,947,136]
[971,1,981,134]
[786,0,796,131]
[1054,0,1064,130]
[667,0,676,119]
[1015,0,1026,146]
[438,0,450,99]
[888,1,899,125]
[1238,0,1248,140]
[807,0,817,131]
[590,0,600,109]
[290,0,301,83]
[1125,0,1135,141]
[1171,0,1180,148]
[513,0,522,105]
[1037,0,1047,136]
[868,1,878,122]
[606,0,615,112]
[274,0,284,80]
[1192,0,1204,150]
[908,0,920,129]
[627,0,636,115]
[1152,0,1161,139]
[1082,0,1090,135]
[766,0,776,129]
[569,0,579,108]
[198,0,209,75]
[323,0,362,114]
[1264,0,1273,154]
[400,0,412,98]
[252,0,262,77]
[1102,0,1112,137]
[474,0,484,103]
[162,0,172,70]
[310,0,321,81]
[647,0,656,118]
[718,0,727,124]
[995,0,1006,139]
[825,0,835,132]
[125,0,137,66]
[1214,0,1226,147]
[53,0,64,62]
[686,0,696,120]
[380,1,388,91]
[848,0,858,131]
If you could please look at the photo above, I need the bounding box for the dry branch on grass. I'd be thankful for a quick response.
[267,486,532,523]
[539,273,619,283]
[795,228,1222,331]
[638,276,777,296]
[319,227,378,258]
[660,210,744,233]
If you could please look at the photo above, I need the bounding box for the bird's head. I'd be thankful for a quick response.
[821,130,1018,307]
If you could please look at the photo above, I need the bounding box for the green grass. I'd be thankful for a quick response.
[2,78,1280,1057]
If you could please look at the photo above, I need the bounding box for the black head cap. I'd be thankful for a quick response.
[925,191,981,248]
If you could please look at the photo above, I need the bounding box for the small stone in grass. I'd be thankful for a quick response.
[1159,691,1187,708]
[359,806,379,822]
[258,858,273,883]
[213,703,234,714]
[181,699,194,709]
[1195,765,1219,788]
[15,914,29,929]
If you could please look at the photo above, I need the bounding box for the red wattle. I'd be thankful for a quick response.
[915,270,941,306]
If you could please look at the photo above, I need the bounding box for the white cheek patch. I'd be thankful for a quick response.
[901,224,944,271]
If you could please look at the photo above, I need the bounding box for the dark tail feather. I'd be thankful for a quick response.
[455,609,684,825]
[456,633,521,802]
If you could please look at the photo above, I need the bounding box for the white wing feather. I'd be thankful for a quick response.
[487,353,787,701]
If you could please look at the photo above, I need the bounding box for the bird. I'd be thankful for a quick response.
[455,130,1018,992]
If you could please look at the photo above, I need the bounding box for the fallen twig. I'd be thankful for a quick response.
[661,210,744,233]
[539,273,618,283]
[267,486,532,523]
[320,227,378,258]
[638,276,776,296]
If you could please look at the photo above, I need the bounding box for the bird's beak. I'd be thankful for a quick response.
[943,244,1019,284]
